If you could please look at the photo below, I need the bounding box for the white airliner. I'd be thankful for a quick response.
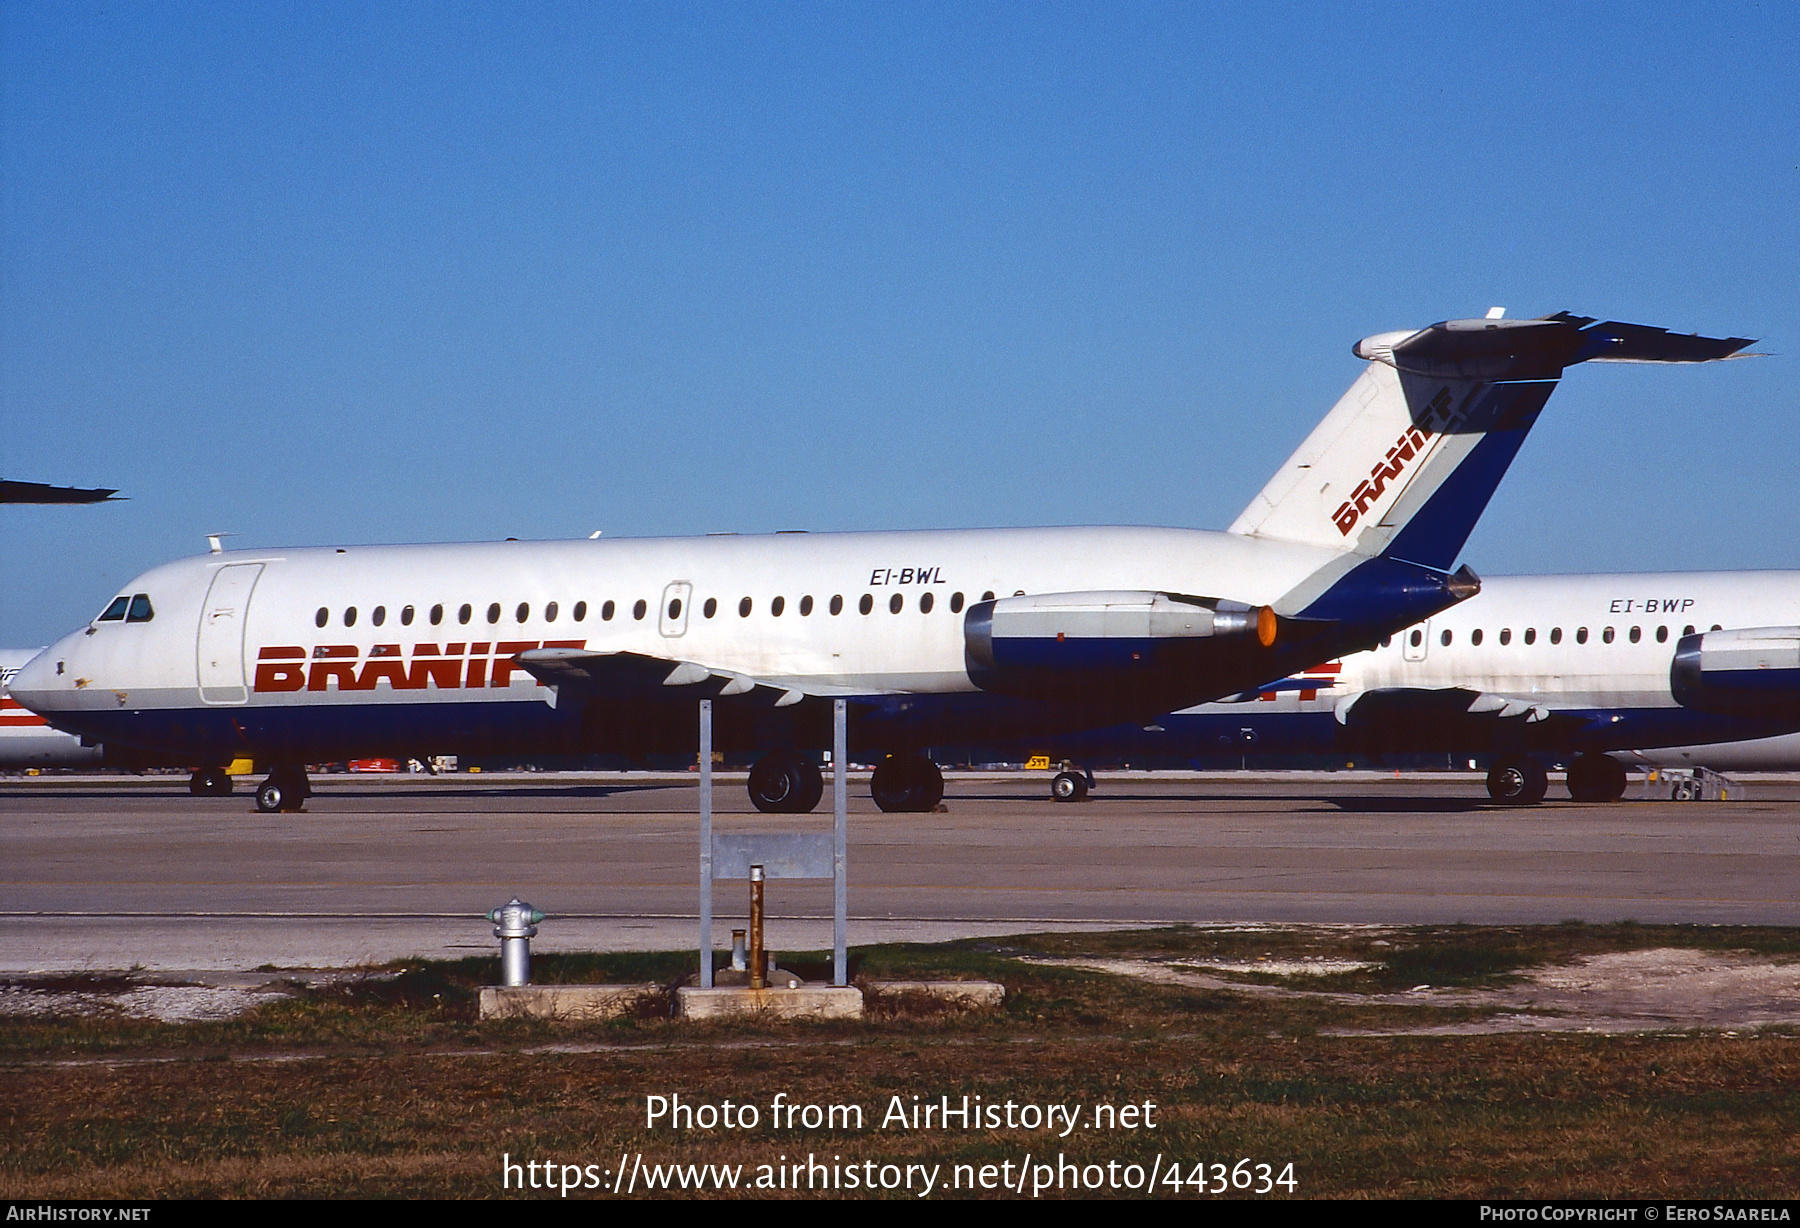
[1040,571,1800,804]
[8,312,1749,813]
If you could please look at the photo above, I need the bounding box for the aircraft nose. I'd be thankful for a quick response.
[8,645,68,712]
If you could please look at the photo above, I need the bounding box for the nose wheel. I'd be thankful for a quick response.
[254,766,312,813]
[188,767,233,797]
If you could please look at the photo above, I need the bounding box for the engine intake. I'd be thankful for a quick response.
[1670,626,1800,721]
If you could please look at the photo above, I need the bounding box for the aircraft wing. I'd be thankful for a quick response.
[1329,686,1594,748]
[514,647,838,710]
[0,480,121,504]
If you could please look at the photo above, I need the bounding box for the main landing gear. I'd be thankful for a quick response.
[1565,753,1629,802]
[254,765,312,813]
[870,753,945,813]
[188,767,233,797]
[1485,756,1548,806]
[745,750,945,814]
[747,752,824,814]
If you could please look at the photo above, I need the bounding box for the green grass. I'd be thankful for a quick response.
[3,923,1798,1198]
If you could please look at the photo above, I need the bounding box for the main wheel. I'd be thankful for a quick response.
[255,767,311,813]
[870,754,945,813]
[1567,753,1628,802]
[1051,771,1088,802]
[747,752,824,814]
[1486,757,1548,805]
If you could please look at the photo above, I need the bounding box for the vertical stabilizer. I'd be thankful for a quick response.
[1228,314,1752,572]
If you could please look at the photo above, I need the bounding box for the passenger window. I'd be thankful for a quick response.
[1524,628,1536,645]
[1440,629,1452,647]
[372,606,386,627]
[459,604,473,625]
[314,606,329,629]
[1499,628,1511,645]
[99,596,130,622]
[771,596,785,617]
[1550,628,1562,645]
[1409,630,1422,647]
[668,598,682,620]
[890,593,904,614]
[951,592,964,614]
[633,599,648,621]
[799,595,813,616]
[982,591,996,602]
[545,602,558,623]
[487,603,501,624]
[703,598,716,619]
[1628,626,1640,643]
[1380,635,1392,648]
[830,595,843,615]
[1576,627,1588,644]
[1601,626,1614,644]
[860,594,874,615]
[345,607,358,627]
[602,600,615,621]
[1683,624,1695,637]
[1656,626,1668,643]
[1711,624,1722,632]
[1470,628,1482,646]
[516,603,530,623]
[573,601,587,621]
[430,604,444,626]
[920,592,935,614]
[739,597,752,617]
[401,605,415,626]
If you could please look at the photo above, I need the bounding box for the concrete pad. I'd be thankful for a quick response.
[867,980,1005,1008]
[479,983,663,1021]
[675,984,864,1020]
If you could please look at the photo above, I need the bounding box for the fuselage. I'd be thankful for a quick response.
[10,525,1392,764]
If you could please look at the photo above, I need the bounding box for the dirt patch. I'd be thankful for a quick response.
[1022,948,1800,1034]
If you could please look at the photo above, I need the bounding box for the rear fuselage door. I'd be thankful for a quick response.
[1402,619,1430,663]
[659,581,693,638]
[196,563,264,704]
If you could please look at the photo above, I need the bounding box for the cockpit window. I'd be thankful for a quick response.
[98,596,131,622]
[126,594,154,623]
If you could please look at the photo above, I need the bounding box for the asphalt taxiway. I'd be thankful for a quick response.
[4,771,1798,972]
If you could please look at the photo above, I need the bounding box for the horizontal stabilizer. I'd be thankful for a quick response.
[1230,311,1753,571]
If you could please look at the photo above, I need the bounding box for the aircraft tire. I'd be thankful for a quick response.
[1486,757,1548,806]
[1567,753,1628,802]
[747,752,823,814]
[255,767,311,814]
[190,767,232,797]
[1051,771,1088,802]
[870,754,944,813]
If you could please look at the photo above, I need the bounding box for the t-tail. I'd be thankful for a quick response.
[1230,311,1754,571]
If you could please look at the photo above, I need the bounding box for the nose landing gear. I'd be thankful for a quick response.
[254,766,312,813]
[188,767,233,797]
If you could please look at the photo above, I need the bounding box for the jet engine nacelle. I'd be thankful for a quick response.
[1670,627,1800,721]
[963,590,1272,708]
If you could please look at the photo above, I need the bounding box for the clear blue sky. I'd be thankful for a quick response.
[3,2,1796,645]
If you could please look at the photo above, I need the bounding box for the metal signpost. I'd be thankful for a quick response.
[699,698,849,988]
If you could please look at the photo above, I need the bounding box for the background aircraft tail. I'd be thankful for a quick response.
[1229,312,1753,572]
